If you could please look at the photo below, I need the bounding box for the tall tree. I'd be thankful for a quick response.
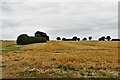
[106,36,111,41]
[88,36,92,41]
[83,37,87,41]
[77,38,80,41]
[72,36,77,41]
[101,36,106,41]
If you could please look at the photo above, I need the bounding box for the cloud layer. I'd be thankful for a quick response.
[1,1,118,40]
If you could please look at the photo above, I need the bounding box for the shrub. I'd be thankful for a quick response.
[46,36,50,41]
[111,39,120,41]
[34,37,47,43]
[106,36,111,41]
[56,37,61,40]
[77,38,80,41]
[17,31,48,45]
[62,38,66,41]
[99,36,106,41]
[16,34,30,45]
[29,36,35,43]
[83,37,87,41]
[101,36,105,41]
[35,31,49,41]
[72,36,77,41]
[88,36,92,40]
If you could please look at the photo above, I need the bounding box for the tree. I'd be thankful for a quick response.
[106,36,111,41]
[88,36,92,41]
[62,38,66,41]
[77,38,80,41]
[99,38,102,41]
[17,31,49,45]
[35,31,49,41]
[46,36,50,41]
[83,37,87,41]
[101,36,105,41]
[72,36,77,41]
[56,37,61,40]
[16,34,30,45]
[99,36,106,41]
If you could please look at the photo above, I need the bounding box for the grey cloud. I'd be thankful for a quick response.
[1,2,118,40]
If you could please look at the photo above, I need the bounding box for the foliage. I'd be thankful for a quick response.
[56,37,61,40]
[106,36,111,41]
[72,36,77,41]
[29,37,47,43]
[17,34,30,45]
[77,38,80,41]
[101,36,106,41]
[62,38,66,41]
[16,31,49,45]
[99,36,106,41]
[35,31,49,41]
[83,37,87,41]
[88,36,92,40]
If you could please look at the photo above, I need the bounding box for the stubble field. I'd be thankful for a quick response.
[0,40,119,78]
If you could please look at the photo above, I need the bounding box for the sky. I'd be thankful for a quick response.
[1,0,119,40]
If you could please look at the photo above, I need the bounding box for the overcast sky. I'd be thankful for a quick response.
[1,0,119,40]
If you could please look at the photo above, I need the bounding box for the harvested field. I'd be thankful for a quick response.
[1,40,120,78]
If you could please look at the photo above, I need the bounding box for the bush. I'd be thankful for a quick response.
[35,31,49,41]
[106,36,111,41]
[88,36,92,40]
[62,38,66,41]
[17,34,30,45]
[34,37,47,43]
[17,32,48,45]
[77,38,80,41]
[72,36,77,41]
[29,36,35,43]
[99,36,106,41]
[56,37,61,40]
[83,37,87,41]
[46,36,49,41]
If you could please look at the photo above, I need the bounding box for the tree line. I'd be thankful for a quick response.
[56,36,119,41]
[16,31,120,45]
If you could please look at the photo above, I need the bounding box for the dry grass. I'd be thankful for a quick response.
[1,40,119,78]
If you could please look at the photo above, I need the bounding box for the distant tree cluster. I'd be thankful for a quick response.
[111,39,120,41]
[17,31,49,45]
[56,36,93,41]
[99,36,111,41]
[60,36,80,41]
[56,35,120,41]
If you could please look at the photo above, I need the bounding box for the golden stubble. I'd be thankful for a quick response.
[1,40,119,78]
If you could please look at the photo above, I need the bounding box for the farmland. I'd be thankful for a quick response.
[0,40,119,78]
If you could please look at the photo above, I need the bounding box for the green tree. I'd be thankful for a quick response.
[62,38,66,41]
[106,36,111,41]
[16,34,29,45]
[88,36,92,41]
[57,37,61,40]
[72,36,77,41]
[77,38,80,41]
[83,37,87,41]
